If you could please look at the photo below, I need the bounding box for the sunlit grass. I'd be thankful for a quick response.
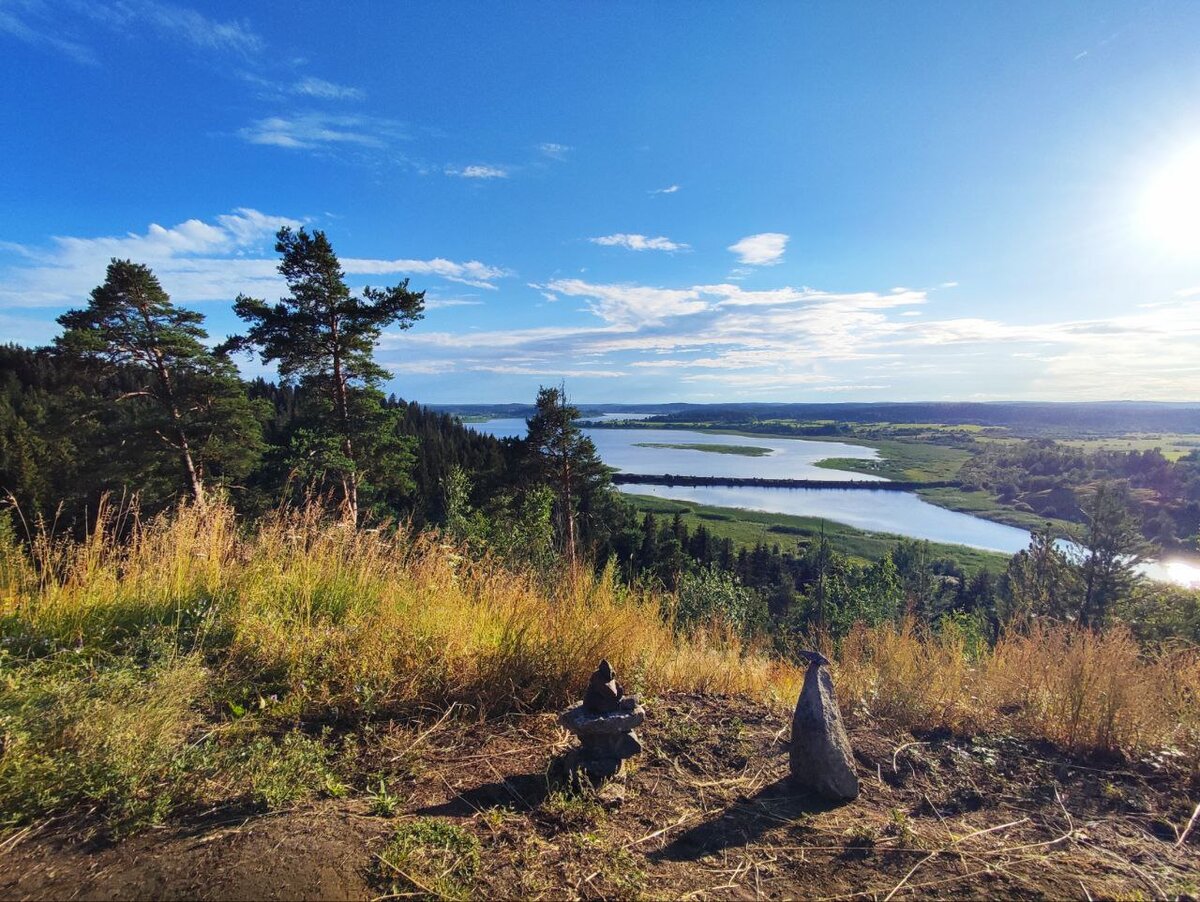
[1,498,1196,833]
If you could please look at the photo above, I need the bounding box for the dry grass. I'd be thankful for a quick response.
[1,500,800,719]
[0,499,1197,835]
[833,619,1200,771]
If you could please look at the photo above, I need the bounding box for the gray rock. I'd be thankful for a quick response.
[583,659,624,712]
[789,653,859,802]
[559,703,645,735]
[559,660,646,786]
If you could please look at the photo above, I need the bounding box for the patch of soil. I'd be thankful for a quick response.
[2,693,1197,900]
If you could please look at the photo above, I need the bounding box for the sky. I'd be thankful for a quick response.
[2,1,1200,403]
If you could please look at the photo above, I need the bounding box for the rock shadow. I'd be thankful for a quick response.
[653,777,844,862]
[414,772,554,817]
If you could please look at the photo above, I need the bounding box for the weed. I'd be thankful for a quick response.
[374,818,480,899]
[368,779,401,817]
[537,788,605,832]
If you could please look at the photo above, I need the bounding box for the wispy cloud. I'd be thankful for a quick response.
[728,232,789,266]
[0,209,511,308]
[649,184,680,195]
[341,257,510,290]
[292,76,364,101]
[538,142,571,159]
[122,1,262,55]
[238,113,404,150]
[446,164,509,179]
[0,0,263,64]
[378,273,1200,400]
[0,2,97,64]
[589,234,689,252]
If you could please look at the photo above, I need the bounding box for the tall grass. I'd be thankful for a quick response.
[833,619,1200,771]
[1,500,1196,831]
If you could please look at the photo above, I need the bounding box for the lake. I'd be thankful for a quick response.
[473,417,1200,587]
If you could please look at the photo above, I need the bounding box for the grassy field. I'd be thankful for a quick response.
[810,437,972,482]
[625,492,1012,573]
[632,442,774,457]
[1058,433,1200,461]
[915,486,1080,534]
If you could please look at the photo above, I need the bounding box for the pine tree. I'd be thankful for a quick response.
[227,228,424,523]
[56,259,263,507]
[523,385,608,568]
[1077,481,1147,627]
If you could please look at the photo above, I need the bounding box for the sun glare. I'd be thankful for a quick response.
[1139,142,1200,256]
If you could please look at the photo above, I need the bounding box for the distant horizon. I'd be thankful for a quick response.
[3,2,1199,402]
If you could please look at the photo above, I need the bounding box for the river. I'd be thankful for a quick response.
[472,416,1200,587]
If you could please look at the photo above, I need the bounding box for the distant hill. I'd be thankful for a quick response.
[434,401,1200,436]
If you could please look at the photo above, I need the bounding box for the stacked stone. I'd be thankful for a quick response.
[558,660,645,782]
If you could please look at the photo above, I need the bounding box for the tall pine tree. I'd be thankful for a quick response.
[56,259,263,507]
[227,228,424,523]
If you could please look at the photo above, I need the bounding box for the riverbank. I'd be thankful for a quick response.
[625,493,1011,573]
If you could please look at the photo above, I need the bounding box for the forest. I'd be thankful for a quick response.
[2,227,1197,649]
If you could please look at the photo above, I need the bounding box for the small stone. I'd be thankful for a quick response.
[789,653,859,802]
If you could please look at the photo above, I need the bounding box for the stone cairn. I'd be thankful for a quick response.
[558,660,646,784]
[789,650,859,802]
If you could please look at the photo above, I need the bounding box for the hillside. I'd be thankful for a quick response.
[0,503,1197,899]
[3,694,1196,899]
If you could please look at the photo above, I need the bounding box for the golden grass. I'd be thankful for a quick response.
[833,619,1200,770]
[1,500,800,719]
[2,499,1196,772]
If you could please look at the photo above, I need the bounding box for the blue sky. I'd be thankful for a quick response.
[2,1,1200,403]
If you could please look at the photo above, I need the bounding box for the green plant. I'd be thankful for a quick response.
[368,778,401,817]
[374,818,480,899]
[538,788,605,832]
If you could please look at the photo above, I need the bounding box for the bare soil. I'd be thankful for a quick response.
[2,693,1197,900]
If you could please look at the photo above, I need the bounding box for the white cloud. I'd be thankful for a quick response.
[128,1,262,55]
[423,297,485,309]
[343,257,510,290]
[539,279,708,326]
[447,164,509,179]
[538,143,571,159]
[239,113,402,150]
[3,1,265,64]
[292,76,364,100]
[728,232,789,266]
[0,209,511,307]
[649,185,680,195]
[0,4,98,64]
[589,234,689,252]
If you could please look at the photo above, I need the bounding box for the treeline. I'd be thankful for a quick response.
[1,226,1195,650]
[607,500,1198,645]
[959,440,1200,547]
[641,401,1200,435]
[0,345,518,531]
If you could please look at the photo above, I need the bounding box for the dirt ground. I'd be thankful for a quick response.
[2,692,1197,900]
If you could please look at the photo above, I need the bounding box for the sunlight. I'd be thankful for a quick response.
[1138,142,1200,256]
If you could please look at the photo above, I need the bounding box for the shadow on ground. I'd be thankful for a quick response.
[653,778,845,862]
[414,772,554,817]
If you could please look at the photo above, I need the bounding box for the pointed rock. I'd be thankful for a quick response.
[789,654,859,802]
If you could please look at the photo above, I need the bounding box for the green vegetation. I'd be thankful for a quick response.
[812,437,971,482]
[915,485,1078,533]
[633,441,774,457]
[4,229,1200,865]
[625,492,1010,574]
[375,818,481,899]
